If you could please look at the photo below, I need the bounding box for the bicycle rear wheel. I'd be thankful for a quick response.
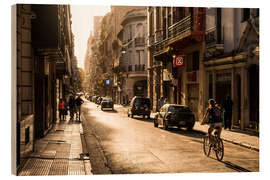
[215,138,224,161]
[203,135,211,157]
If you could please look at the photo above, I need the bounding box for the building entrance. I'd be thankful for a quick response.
[249,65,259,131]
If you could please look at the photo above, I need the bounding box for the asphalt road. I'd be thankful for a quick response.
[81,101,259,174]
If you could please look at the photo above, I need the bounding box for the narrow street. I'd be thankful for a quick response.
[81,100,259,174]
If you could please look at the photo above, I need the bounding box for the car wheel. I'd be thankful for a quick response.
[154,119,158,127]
[187,125,194,131]
[147,114,151,119]
[143,115,145,119]
[131,114,133,118]
[163,120,168,130]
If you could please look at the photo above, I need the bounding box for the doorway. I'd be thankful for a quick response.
[249,65,259,131]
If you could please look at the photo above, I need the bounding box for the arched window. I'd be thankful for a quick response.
[136,23,143,38]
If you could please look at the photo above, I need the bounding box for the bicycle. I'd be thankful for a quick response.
[203,127,224,161]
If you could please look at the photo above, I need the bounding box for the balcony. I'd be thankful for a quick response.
[155,30,163,43]
[168,15,192,41]
[205,27,224,58]
[134,64,146,71]
[135,37,145,47]
[149,35,155,46]
[153,39,170,57]
[128,64,147,78]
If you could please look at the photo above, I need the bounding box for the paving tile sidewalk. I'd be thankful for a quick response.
[114,104,259,151]
[18,118,92,176]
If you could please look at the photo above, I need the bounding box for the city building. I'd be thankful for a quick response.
[14,4,75,168]
[204,8,259,131]
[111,6,147,104]
[116,8,148,103]
[148,7,205,120]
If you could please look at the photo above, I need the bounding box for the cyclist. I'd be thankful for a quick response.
[201,99,223,145]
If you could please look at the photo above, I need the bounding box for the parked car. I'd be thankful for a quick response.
[101,97,114,110]
[127,96,151,119]
[97,96,103,105]
[92,96,97,103]
[153,104,195,130]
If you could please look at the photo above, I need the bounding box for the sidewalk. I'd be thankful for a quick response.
[114,104,259,151]
[17,117,92,176]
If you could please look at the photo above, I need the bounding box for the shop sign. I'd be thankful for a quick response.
[174,55,185,67]
[163,69,173,81]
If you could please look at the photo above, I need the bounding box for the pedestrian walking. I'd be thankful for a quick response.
[222,95,233,130]
[63,98,68,121]
[158,97,164,111]
[68,95,76,121]
[75,95,84,121]
[58,98,65,121]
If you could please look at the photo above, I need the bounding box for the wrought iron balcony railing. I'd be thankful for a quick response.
[149,35,155,46]
[168,15,192,39]
[134,64,146,71]
[135,37,145,47]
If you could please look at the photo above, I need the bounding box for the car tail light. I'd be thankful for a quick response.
[189,116,194,121]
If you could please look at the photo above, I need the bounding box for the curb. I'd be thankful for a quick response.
[221,138,259,152]
[79,119,93,175]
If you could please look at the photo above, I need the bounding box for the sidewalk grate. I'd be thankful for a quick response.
[68,160,86,175]
[48,159,69,175]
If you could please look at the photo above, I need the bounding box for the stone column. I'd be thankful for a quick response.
[241,66,249,130]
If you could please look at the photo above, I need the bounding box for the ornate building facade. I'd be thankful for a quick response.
[14,4,75,170]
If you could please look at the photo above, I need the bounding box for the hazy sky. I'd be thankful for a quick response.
[71,5,111,69]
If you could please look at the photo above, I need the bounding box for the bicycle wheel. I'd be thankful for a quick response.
[215,138,224,161]
[203,135,211,157]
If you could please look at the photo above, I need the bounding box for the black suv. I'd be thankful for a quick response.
[127,96,151,119]
[101,97,114,110]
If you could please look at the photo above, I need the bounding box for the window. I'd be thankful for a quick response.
[242,8,250,22]
[129,25,132,41]
[216,8,222,43]
[25,127,30,145]
[173,7,185,23]
[186,51,200,72]
[156,7,160,30]
[192,51,199,70]
[149,12,153,36]
[167,7,172,27]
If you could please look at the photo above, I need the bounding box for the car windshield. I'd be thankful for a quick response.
[103,98,112,102]
[168,106,191,113]
[134,98,150,106]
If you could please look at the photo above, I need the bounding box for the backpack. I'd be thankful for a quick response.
[213,107,222,122]
[208,106,222,123]
[76,98,83,106]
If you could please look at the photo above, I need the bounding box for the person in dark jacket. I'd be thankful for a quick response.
[68,95,76,121]
[75,95,84,121]
[222,95,234,130]
[58,98,65,121]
